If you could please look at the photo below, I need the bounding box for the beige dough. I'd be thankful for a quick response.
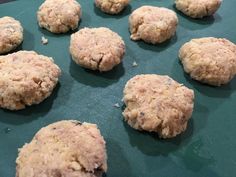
[70,27,125,72]
[37,0,81,33]
[95,0,130,14]
[179,37,236,86]
[0,51,61,110]
[16,120,107,177]
[129,6,178,44]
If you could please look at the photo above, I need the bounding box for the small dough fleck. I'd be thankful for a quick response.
[0,51,61,110]
[41,36,48,45]
[0,16,23,54]
[129,6,178,44]
[16,120,107,177]
[179,37,236,86]
[113,103,120,108]
[123,74,194,138]
[175,0,221,18]
[37,0,81,33]
[70,27,125,72]
[132,61,138,67]
[95,0,130,14]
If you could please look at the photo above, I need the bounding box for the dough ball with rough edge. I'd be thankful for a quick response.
[69,27,125,72]
[0,51,61,110]
[37,0,81,33]
[175,0,221,18]
[0,16,23,54]
[123,74,194,138]
[129,6,178,44]
[95,0,130,14]
[16,120,107,177]
[179,37,236,86]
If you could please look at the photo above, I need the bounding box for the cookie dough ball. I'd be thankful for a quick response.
[37,0,81,33]
[123,74,194,138]
[70,27,125,72]
[16,120,107,177]
[175,0,221,18]
[0,16,23,54]
[179,37,236,86]
[129,6,178,44]
[0,51,61,110]
[95,0,130,14]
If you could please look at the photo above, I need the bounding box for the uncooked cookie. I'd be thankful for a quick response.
[70,27,125,72]
[0,16,23,54]
[37,0,81,33]
[175,0,221,18]
[16,120,107,177]
[95,0,130,14]
[179,37,236,86]
[123,74,194,138]
[129,6,178,44]
[0,51,61,110]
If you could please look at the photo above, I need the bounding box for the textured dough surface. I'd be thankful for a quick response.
[179,37,236,86]
[0,16,23,54]
[95,0,129,14]
[175,0,221,18]
[129,6,178,44]
[16,120,107,177]
[37,0,81,33]
[70,27,125,72]
[123,74,194,138]
[0,51,61,110]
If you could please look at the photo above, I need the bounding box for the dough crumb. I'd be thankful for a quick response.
[113,103,120,108]
[41,36,48,45]
[132,61,138,67]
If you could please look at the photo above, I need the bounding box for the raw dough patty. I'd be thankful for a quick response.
[129,6,178,44]
[16,120,107,177]
[0,16,23,54]
[0,51,61,110]
[95,0,130,14]
[175,0,221,18]
[123,74,194,138]
[179,37,236,86]
[70,27,125,72]
[37,0,81,33]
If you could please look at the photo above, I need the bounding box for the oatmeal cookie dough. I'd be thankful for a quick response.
[179,37,236,86]
[95,0,130,14]
[0,51,61,110]
[175,0,221,18]
[129,6,178,44]
[70,27,125,72]
[16,120,107,177]
[123,74,194,138]
[0,16,23,54]
[37,0,81,33]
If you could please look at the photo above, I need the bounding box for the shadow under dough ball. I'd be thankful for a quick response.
[122,74,194,138]
[129,6,178,44]
[37,0,81,33]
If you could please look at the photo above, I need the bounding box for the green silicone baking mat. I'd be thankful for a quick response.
[0,0,236,177]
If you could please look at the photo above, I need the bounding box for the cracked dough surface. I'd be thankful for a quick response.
[123,74,194,138]
[0,51,61,110]
[175,0,221,18]
[129,6,178,44]
[179,37,236,86]
[0,16,23,54]
[16,120,107,177]
[95,0,129,14]
[37,0,81,33]
[70,27,125,72]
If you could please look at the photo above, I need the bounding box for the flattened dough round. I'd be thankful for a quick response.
[175,0,221,18]
[0,51,61,110]
[70,27,125,72]
[179,37,236,86]
[95,0,130,14]
[16,120,107,177]
[129,6,178,44]
[123,74,194,138]
[0,16,23,54]
[37,0,81,33]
